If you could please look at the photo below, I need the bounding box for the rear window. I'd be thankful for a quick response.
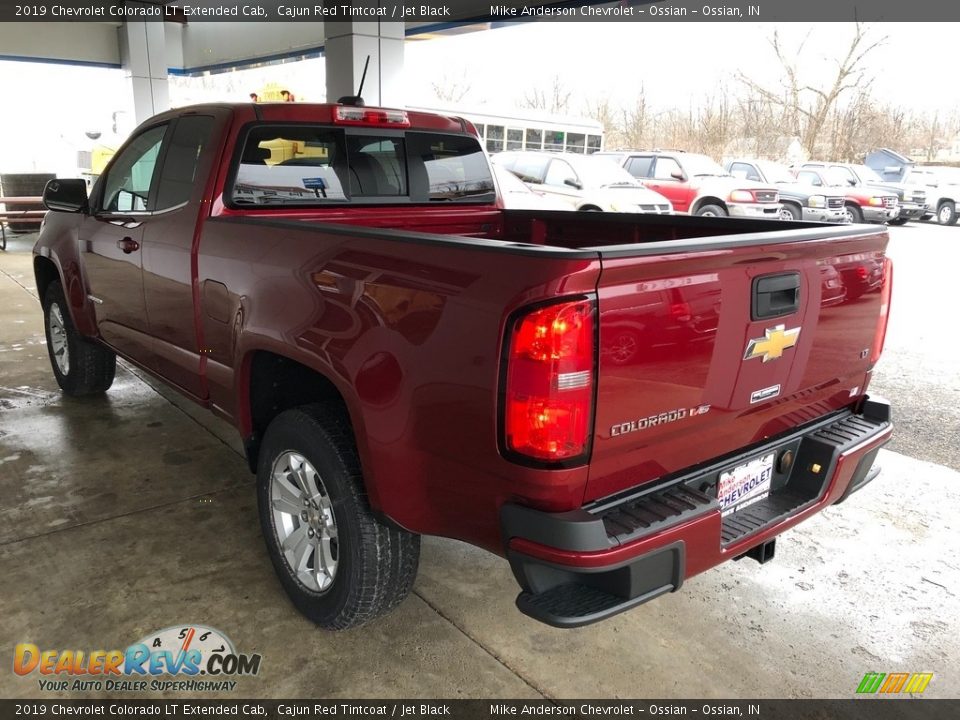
[230,126,494,206]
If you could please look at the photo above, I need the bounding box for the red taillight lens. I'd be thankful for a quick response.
[503,299,595,463]
[870,257,893,365]
[333,106,410,127]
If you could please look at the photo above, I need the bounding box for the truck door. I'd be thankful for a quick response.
[647,156,694,212]
[140,114,219,400]
[80,124,168,366]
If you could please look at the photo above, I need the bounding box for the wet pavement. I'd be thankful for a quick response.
[1,226,958,699]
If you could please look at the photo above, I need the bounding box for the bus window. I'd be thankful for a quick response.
[566,133,585,153]
[474,124,485,141]
[525,128,543,151]
[587,135,602,154]
[486,125,504,153]
[544,130,565,152]
[507,128,523,151]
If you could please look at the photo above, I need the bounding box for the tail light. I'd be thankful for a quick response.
[333,106,410,127]
[502,298,596,464]
[870,257,893,365]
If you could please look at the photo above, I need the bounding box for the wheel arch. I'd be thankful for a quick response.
[691,196,727,214]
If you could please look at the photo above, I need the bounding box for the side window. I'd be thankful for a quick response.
[155,116,215,210]
[798,171,822,187]
[652,157,683,181]
[586,135,602,154]
[544,159,577,188]
[830,166,856,185]
[101,125,167,212]
[506,128,523,151]
[525,129,543,151]
[486,125,504,153]
[730,162,760,182]
[625,156,654,178]
[407,132,494,201]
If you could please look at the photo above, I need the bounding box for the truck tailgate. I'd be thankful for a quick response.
[586,226,889,502]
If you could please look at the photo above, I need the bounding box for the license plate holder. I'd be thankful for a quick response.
[717,452,775,518]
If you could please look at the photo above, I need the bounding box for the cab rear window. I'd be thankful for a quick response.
[229,126,495,206]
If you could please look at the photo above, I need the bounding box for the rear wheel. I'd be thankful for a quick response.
[887,217,910,226]
[843,204,863,224]
[938,201,957,226]
[695,204,728,217]
[42,281,116,396]
[257,403,420,630]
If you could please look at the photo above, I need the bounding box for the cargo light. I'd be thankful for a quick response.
[870,257,893,365]
[333,106,410,127]
[502,298,596,464]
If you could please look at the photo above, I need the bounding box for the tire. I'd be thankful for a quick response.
[887,217,909,226]
[42,281,116,396]
[938,201,957,226]
[695,204,728,217]
[780,203,802,221]
[257,403,420,630]
[843,204,863,224]
[579,206,602,212]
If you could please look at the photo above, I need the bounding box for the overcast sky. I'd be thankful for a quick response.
[1,21,957,174]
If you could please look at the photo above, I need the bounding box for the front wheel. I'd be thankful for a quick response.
[42,281,116,396]
[257,404,420,630]
[780,203,802,221]
[938,201,957,226]
[695,204,728,217]
[843,204,864,224]
[887,217,910,226]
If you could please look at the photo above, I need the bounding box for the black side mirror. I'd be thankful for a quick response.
[670,170,685,181]
[43,179,88,213]
[563,178,583,190]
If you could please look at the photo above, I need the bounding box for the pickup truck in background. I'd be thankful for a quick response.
[793,166,899,225]
[725,159,847,223]
[35,102,893,630]
[596,150,782,218]
[900,166,959,226]
[800,161,926,225]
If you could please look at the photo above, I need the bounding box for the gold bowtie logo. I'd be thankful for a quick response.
[744,325,801,363]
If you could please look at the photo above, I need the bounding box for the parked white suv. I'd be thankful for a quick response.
[906,167,959,226]
[490,151,672,214]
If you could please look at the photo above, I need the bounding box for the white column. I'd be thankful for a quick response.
[119,6,169,124]
[324,20,405,108]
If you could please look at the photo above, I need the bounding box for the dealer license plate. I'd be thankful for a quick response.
[717,452,775,518]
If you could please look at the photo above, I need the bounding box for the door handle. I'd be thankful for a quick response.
[117,237,140,254]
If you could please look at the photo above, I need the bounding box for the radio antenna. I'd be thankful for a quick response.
[337,55,371,107]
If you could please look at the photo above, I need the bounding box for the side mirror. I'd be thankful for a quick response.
[563,178,583,190]
[43,179,88,213]
[847,178,857,187]
[670,170,685,181]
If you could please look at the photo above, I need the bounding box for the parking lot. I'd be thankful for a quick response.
[1,222,958,700]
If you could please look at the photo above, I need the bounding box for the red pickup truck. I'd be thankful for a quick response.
[34,102,893,630]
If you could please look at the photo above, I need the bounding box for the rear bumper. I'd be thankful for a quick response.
[502,397,892,628]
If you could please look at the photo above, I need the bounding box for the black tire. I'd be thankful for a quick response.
[938,201,957,226]
[844,203,864,224]
[42,281,116,396]
[579,206,602,212]
[781,203,802,221]
[887,217,910,226]
[695,203,728,217]
[256,403,420,630]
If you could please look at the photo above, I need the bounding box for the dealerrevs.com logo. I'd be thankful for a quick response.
[14,625,262,693]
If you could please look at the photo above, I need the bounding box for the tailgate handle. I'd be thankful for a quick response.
[752,272,800,320]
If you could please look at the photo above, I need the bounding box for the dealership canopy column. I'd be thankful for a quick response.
[323,19,405,107]
[120,2,169,123]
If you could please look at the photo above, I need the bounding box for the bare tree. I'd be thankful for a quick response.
[739,23,887,157]
[430,71,473,104]
[522,76,572,114]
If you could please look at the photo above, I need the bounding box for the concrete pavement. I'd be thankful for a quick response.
[1,228,958,699]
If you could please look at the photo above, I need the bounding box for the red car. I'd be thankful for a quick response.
[34,102,893,629]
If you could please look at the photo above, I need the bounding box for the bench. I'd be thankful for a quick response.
[0,196,44,250]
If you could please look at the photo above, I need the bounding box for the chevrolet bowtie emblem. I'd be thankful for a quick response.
[744,324,801,363]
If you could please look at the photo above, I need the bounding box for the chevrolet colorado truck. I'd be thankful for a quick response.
[34,102,893,630]
[725,159,847,223]
[595,150,782,218]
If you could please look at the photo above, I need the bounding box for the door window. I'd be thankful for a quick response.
[652,157,684,181]
[155,116,215,210]
[729,162,761,182]
[544,159,578,188]
[101,125,167,212]
[797,171,823,187]
[625,156,654,178]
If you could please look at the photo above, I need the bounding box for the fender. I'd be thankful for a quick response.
[33,213,99,338]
